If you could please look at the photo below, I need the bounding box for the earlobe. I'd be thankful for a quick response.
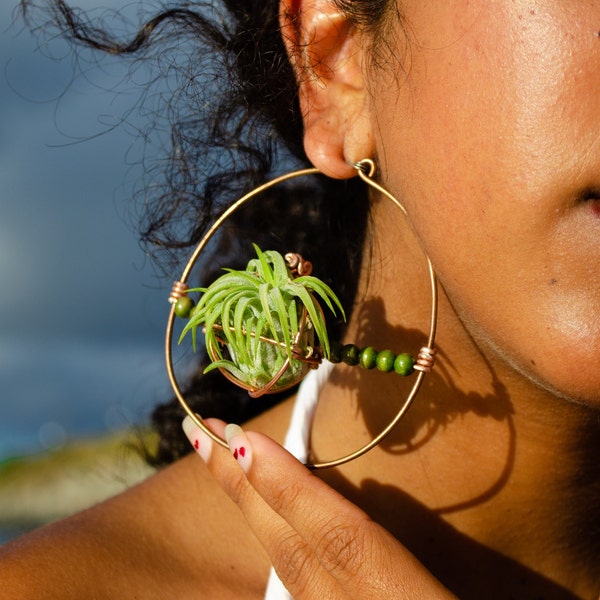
[280,0,375,178]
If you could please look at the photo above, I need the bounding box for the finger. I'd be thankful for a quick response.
[182,417,342,600]
[226,426,454,599]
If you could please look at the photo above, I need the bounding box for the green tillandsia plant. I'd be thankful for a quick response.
[179,245,345,394]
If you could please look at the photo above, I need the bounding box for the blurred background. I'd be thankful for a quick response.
[1,1,174,541]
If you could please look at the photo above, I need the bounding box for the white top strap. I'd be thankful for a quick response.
[263,362,334,600]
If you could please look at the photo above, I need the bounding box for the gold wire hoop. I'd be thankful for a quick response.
[165,159,438,470]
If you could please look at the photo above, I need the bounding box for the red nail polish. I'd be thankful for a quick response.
[225,424,252,474]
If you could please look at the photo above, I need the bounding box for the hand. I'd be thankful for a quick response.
[182,416,457,600]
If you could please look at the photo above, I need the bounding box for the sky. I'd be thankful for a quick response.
[0,2,178,457]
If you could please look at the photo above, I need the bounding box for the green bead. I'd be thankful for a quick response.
[359,346,377,369]
[376,349,396,372]
[174,296,194,319]
[341,344,360,366]
[329,341,343,363]
[394,353,415,376]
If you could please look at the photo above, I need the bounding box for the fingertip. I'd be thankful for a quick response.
[225,423,253,474]
[204,417,227,437]
[181,415,213,463]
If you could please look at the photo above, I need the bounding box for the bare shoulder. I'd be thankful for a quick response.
[0,398,295,599]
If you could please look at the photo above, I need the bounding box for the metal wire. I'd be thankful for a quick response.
[165,160,438,469]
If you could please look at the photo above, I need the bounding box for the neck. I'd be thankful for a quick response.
[311,202,600,598]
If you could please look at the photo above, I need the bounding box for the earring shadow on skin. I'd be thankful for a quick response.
[313,303,583,599]
[321,296,515,512]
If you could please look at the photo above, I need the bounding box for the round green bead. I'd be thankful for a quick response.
[376,349,396,372]
[341,344,360,366]
[174,296,194,319]
[359,346,377,369]
[329,341,343,364]
[394,353,415,376]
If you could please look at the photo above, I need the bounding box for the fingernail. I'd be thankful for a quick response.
[182,415,213,463]
[224,423,252,474]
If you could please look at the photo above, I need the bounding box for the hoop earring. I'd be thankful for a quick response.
[165,159,438,469]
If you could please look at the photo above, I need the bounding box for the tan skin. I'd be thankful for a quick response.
[1,0,599,597]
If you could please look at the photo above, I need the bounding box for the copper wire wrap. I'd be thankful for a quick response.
[206,305,322,398]
[165,159,439,470]
[414,346,437,373]
[168,281,190,304]
[285,252,313,277]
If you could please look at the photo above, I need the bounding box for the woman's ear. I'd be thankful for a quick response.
[280,0,374,178]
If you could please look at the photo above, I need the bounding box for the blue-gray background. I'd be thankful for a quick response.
[1,1,174,459]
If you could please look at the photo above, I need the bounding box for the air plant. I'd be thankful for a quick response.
[179,245,345,396]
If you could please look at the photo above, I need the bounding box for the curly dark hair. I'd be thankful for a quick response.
[19,0,393,465]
